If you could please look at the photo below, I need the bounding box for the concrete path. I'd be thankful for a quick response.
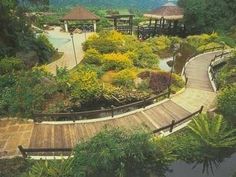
[0,51,220,158]
[45,27,91,75]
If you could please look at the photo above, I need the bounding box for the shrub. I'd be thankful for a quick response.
[69,66,102,103]
[35,34,56,63]
[83,31,124,53]
[171,74,185,93]
[132,45,159,69]
[149,72,171,93]
[217,56,236,87]
[0,70,59,117]
[83,48,103,65]
[102,83,149,103]
[186,33,226,52]
[72,129,174,177]
[0,57,25,74]
[113,68,137,88]
[102,53,133,71]
[217,86,236,119]
[0,157,33,177]
[25,158,73,177]
[197,42,223,52]
[160,114,236,163]
[147,36,182,57]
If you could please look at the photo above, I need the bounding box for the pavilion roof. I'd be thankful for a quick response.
[62,6,100,21]
[144,2,184,20]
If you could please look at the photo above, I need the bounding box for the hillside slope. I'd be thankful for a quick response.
[49,0,177,9]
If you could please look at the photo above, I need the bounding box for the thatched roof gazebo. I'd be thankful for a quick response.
[61,6,100,32]
[144,2,183,20]
[138,2,185,39]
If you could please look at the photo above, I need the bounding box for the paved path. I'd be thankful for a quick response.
[45,27,92,75]
[0,51,220,158]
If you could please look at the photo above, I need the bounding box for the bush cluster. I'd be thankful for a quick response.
[0,57,25,74]
[102,53,133,71]
[113,68,137,88]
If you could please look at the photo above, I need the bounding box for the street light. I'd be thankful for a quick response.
[70,32,78,65]
[168,43,180,97]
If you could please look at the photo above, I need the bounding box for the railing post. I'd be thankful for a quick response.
[18,145,27,158]
[199,106,204,114]
[111,105,115,117]
[185,77,188,86]
[168,88,171,98]
[143,99,147,108]
[170,120,175,132]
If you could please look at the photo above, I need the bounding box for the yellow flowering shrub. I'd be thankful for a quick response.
[82,31,124,53]
[83,48,103,65]
[113,68,138,88]
[147,36,182,57]
[186,33,220,49]
[197,42,223,52]
[69,67,102,102]
[102,53,133,71]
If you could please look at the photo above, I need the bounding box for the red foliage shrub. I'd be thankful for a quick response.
[137,71,151,79]
[149,72,171,93]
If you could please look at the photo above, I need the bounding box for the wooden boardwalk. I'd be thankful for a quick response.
[0,51,219,158]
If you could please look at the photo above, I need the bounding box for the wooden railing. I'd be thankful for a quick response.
[19,105,203,158]
[209,51,232,90]
[181,46,225,86]
[18,145,72,158]
[33,91,169,122]
[152,105,203,133]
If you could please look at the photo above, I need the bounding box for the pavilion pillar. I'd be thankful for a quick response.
[64,21,68,32]
[93,20,97,32]
[149,18,152,26]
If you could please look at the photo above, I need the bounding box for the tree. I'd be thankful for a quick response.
[178,0,236,33]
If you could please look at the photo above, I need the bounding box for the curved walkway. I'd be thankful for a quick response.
[45,27,92,75]
[0,51,221,158]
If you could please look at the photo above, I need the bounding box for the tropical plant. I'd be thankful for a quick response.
[72,128,174,177]
[24,158,73,177]
[188,114,236,149]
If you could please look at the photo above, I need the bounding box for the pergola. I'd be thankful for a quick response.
[61,6,100,33]
[106,14,135,35]
[138,2,185,39]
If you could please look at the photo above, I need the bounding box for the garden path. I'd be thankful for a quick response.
[0,51,220,158]
[45,27,92,75]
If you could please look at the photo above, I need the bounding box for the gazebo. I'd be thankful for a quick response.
[61,6,100,33]
[138,2,185,39]
[106,14,135,35]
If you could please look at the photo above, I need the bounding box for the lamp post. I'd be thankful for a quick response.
[168,43,180,97]
[70,32,78,65]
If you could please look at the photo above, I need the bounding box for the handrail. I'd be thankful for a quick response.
[208,50,232,91]
[19,105,204,158]
[33,91,169,122]
[181,45,225,86]
[152,105,203,134]
[34,46,225,122]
